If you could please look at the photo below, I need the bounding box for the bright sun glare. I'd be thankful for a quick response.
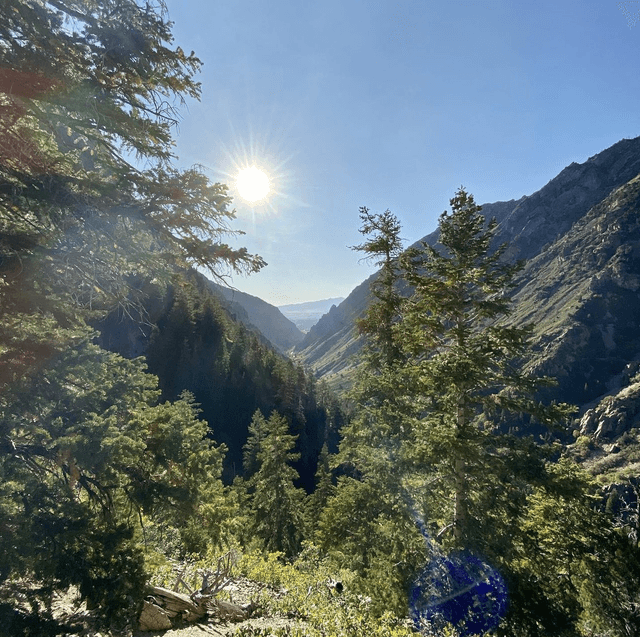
[236,166,270,203]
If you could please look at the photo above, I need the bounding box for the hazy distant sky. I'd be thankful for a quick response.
[163,0,640,306]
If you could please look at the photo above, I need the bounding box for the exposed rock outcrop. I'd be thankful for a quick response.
[580,380,640,440]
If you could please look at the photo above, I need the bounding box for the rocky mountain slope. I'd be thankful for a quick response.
[508,170,640,407]
[208,281,304,353]
[294,137,640,418]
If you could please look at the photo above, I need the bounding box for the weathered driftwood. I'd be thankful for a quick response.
[152,586,204,619]
[138,551,252,631]
[138,586,205,631]
[138,588,254,631]
[214,599,254,622]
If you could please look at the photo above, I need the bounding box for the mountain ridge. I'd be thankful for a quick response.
[293,137,640,407]
[207,281,305,353]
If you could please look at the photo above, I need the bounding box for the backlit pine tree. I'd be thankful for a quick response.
[0,0,262,628]
[317,207,426,614]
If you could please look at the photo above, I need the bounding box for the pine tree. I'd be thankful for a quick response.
[317,207,426,614]
[350,207,404,368]
[0,332,230,623]
[0,1,260,626]
[305,443,335,532]
[243,409,269,477]
[247,410,306,557]
[0,0,265,383]
[397,187,573,548]
[338,206,406,478]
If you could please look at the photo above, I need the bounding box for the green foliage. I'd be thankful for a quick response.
[319,191,639,636]
[395,188,574,548]
[315,476,427,617]
[244,409,269,477]
[237,548,419,637]
[0,2,269,627]
[505,460,640,636]
[323,479,408,595]
[351,206,404,368]
[246,411,306,557]
[0,0,264,314]
[316,206,423,616]
[0,328,231,623]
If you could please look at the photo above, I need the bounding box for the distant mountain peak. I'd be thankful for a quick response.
[278,297,345,311]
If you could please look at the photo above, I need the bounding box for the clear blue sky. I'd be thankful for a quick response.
[163,0,640,306]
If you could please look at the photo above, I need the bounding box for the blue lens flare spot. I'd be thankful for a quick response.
[409,551,508,635]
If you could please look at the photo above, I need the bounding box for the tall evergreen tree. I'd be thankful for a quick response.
[397,187,572,547]
[247,410,306,557]
[305,442,335,532]
[351,207,404,368]
[0,0,262,628]
[243,409,269,477]
[389,189,637,636]
[338,206,406,478]
[317,207,427,614]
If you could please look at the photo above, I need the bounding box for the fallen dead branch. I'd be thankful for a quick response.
[139,551,258,631]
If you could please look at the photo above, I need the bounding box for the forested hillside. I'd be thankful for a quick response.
[2,2,640,637]
[98,272,341,488]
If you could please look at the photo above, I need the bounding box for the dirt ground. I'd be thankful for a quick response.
[133,615,301,637]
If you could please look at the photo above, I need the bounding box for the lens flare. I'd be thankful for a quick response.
[401,488,508,635]
[409,549,508,635]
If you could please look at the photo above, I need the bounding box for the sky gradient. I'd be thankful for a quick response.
[163,0,640,306]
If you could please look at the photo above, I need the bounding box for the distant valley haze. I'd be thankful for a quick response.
[278,298,345,332]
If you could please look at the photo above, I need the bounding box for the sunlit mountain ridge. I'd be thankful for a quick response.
[294,136,640,432]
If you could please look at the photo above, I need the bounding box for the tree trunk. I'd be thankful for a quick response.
[453,456,467,543]
[454,392,467,543]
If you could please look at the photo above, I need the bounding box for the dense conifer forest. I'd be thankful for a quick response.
[97,272,343,489]
[1,2,640,636]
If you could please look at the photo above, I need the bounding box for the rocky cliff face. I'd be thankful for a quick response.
[580,375,640,441]
[507,171,640,407]
[295,137,640,432]
[501,137,640,261]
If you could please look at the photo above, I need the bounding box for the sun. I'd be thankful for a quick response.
[236,166,270,203]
